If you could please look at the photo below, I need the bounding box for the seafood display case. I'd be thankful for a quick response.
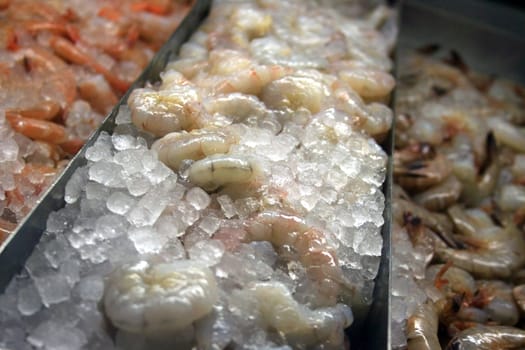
[1,0,524,349]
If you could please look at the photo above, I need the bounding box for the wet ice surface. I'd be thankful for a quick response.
[0,0,394,348]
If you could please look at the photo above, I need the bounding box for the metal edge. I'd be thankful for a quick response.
[0,0,212,293]
[350,2,399,349]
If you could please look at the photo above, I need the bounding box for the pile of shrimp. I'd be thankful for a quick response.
[0,0,192,242]
[0,0,396,349]
[392,49,525,349]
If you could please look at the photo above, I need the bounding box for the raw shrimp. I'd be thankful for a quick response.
[338,68,395,101]
[103,259,219,334]
[512,285,525,313]
[202,93,270,124]
[436,207,525,279]
[488,117,525,153]
[261,73,330,113]
[472,280,519,326]
[395,153,452,191]
[413,175,462,211]
[188,154,261,192]
[393,187,458,249]
[196,49,290,96]
[446,325,525,350]
[128,85,201,137]
[152,128,238,171]
[247,281,353,347]
[406,302,440,350]
[243,210,353,306]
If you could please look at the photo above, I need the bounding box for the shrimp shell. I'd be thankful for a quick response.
[406,302,440,350]
[446,325,525,350]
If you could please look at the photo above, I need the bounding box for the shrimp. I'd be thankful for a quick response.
[338,68,395,101]
[406,302,440,350]
[188,154,261,192]
[472,280,519,326]
[243,210,352,307]
[446,325,525,350]
[247,281,353,348]
[512,285,525,313]
[261,73,329,114]
[197,50,290,96]
[488,117,525,153]
[49,35,131,94]
[6,100,61,121]
[6,113,67,144]
[414,175,462,211]
[393,187,458,249]
[202,93,270,124]
[152,129,238,171]
[128,85,201,137]
[103,259,219,334]
[1,46,77,110]
[436,207,525,279]
[395,152,453,191]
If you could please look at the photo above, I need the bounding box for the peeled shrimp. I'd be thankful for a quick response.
[247,281,353,347]
[103,260,219,334]
[261,73,329,113]
[338,69,395,101]
[152,129,238,171]
[188,154,261,192]
[128,85,201,137]
[446,325,525,350]
[244,210,352,306]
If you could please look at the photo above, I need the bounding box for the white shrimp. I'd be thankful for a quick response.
[128,76,201,137]
[202,93,271,125]
[152,129,239,171]
[195,49,290,96]
[338,68,395,101]
[261,73,330,113]
[436,207,525,279]
[488,117,525,153]
[103,260,218,334]
[446,325,525,350]
[406,302,440,350]
[188,154,261,192]
[247,281,353,348]
[244,210,352,307]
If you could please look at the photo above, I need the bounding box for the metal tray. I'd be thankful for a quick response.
[0,0,396,348]
[386,0,525,349]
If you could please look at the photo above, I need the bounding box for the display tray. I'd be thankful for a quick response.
[385,0,525,349]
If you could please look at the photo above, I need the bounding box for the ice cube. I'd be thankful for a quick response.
[198,216,221,235]
[17,280,42,316]
[188,240,225,266]
[217,195,237,218]
[128,226,167,254]
[27,321,87,350]
[89,161,125,188]
[34,273,71,307]
[106,191,136,215]
[127,178,176,226]
[76,275,104,301]
[186,187,211,210]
